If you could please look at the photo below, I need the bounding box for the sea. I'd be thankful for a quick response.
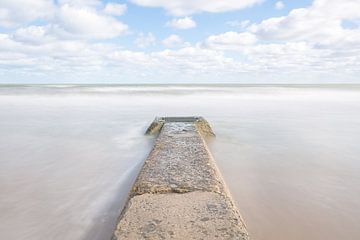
[0,84,359,240]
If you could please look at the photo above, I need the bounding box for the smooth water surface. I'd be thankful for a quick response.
[0,85,359,240]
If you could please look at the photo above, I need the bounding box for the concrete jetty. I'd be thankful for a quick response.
[112,117,249,240]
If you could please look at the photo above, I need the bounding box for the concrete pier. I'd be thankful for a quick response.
[112,117,249,240]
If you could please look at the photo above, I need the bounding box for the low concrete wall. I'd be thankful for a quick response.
[112,117,249,240]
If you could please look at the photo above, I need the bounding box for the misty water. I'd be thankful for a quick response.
[0,85,360,240]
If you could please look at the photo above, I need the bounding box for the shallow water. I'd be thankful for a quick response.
[0,85,359,240]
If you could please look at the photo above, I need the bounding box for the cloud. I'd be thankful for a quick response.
[135,32,156,48]
[242,42,331,72]
[275,1,285,10]
[166,17,196,29]
[0,1,128,40]
[205,32,257,50]
[0,0,54,27]
[0,32,152,73]
[250,0,360,47]
[0,31,248,83]
[12,25,55,44]
[153,47,245,76]
[54,3,128,39]
[1,0,360,83]
[162,34,189,48]
[226,20,251,28]
[199,0,360,80]
[57,0,102,7]
[103,3,127,16]
[130,0,264,16]
[1,25,359,83]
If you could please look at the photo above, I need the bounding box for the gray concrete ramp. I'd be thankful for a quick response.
[112,117,249,240]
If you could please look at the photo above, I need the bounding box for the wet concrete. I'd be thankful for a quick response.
[113,117,249,240]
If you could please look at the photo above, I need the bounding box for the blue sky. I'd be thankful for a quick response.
[0,0,359,83]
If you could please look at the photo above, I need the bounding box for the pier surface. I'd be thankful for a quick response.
[113,117,249,240]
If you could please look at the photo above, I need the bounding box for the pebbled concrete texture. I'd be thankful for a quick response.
[115,192,248,240]
[113,117,249,240]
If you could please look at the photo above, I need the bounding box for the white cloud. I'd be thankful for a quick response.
[57,0,102,8]
[130,0,264,16]
[243,42,331,71]
[226,20,251,28]
[0,1,128,40]
[153,47,245,76]
[0,0,54,27]
[275,1,285,10]
[250,0,360,47]
[198,0,360,80]
[0,31,248,82]
[166,17,196,29]
[12,25,55,44]
[1,0,360,83]
[1,25,360,83]
[54,4,128,39]
[103,3,127,16]
[162,34,189,48]
[135,32,156,48]
[206,32,257,50]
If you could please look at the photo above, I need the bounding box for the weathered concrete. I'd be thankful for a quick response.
[113,117,249,240]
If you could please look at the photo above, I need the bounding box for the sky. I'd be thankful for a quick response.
[0,0,359,84]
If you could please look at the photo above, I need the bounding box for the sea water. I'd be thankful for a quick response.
[0,85,359,240]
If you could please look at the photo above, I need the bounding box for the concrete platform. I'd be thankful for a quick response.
[112,117,249,240]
